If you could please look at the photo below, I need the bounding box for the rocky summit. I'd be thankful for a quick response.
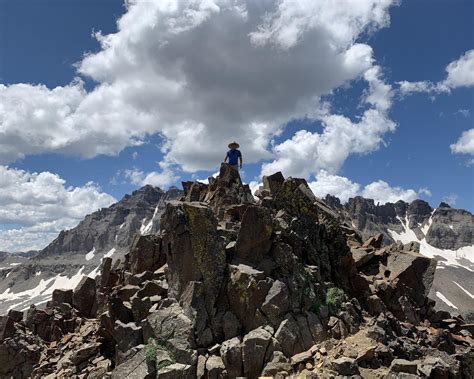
[0,163,473,378]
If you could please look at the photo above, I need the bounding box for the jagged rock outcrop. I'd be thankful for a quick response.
[0,165,472,378]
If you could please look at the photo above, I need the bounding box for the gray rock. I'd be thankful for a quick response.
[274,316,303,357]
[242,327,273,378]
[261,280,291,326]
[70,342,101,365]
[220,337,242,378]
[227,264,272,332]
[205,355,227,379]
[157,363,196,378]
[142,302,197,365]
[114,321,143,352]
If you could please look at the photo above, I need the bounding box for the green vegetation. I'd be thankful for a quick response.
[310,287,347,316]
[145,338,176,371]
[326,287,346,315]
[145,338,159,365]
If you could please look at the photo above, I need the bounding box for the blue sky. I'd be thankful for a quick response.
[0,0,473,251]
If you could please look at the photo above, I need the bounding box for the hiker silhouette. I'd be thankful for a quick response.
[224,141,242,169]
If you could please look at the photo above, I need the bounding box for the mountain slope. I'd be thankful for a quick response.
[326,195,474,319]
[0,185,182,314]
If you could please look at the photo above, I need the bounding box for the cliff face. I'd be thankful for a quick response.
[333,195,473,251]
[1,165,472,379]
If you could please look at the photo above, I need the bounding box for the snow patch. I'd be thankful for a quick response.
[85,247,96,261]
[104,248,116,258]
[436,291,458,309]
[141,205,160,235]
[453,281,474,299]
[9,262,20,266]
[0,266,86,311]
[388,216,474,272]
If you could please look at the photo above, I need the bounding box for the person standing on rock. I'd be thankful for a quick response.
[224,141,242,170]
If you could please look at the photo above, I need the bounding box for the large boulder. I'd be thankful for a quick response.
[234,205,273,263]
[242,327,273,378]
[386,249,437,307]
[161,201,226,315]
[220,337,242,378]
[142,302,197,365]
[129,234,165,275]
[73,276,97,318]
[227,264,272,332]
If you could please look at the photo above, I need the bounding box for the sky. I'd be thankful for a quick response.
[0,0,473,252]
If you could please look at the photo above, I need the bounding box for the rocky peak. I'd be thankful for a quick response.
[0,169,473,378]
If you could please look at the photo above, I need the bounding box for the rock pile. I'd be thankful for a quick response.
[0,163,472,378]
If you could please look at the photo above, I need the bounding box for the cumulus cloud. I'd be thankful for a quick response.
[1,0,397,173]
[124,168,178,188]
[0,166,116,252]
[450,129,474,155]
[398,49,474,95]
[261,65,396,177]
[308,170,426,204]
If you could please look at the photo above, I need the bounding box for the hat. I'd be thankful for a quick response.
[228,141,240,148]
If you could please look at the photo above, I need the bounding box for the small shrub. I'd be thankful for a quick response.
[145,338,158,365]
[326,287,346,315]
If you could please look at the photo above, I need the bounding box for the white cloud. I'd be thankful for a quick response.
[308,170,360,202]
[361,180,418,204]
[0,166,116,252]
[444,49,474,89]
[398,49,474,95]
[261,65,396,177]
[124,168,178,188]
[1,0,398,174]
[450,129,474,155]
[308,170,426,204]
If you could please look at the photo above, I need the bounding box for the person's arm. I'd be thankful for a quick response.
[239,151,243,168]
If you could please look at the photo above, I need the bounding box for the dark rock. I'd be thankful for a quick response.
[242,327,272,378]
[117,285,140,302]
[52,289,73,305]
[161,201,226,316]
[0,315,15,341]
[262,351,292,376]
[70,342,101,365]
[222,311,242,340]
[220,337,242,378]
[389,359,419,374]
[362,233,384,249]
[235,205,273,263]
[73,276,97,318]
[332,357,359,375]
[129,234,165,275]
[108,296,133,324]
[7,310,23,323]
[262,171,285,195]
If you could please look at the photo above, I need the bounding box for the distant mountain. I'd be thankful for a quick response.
[0,185,182,314]
[325,195,474,318]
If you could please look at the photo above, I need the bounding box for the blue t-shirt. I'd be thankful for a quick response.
[227,149,241,165]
